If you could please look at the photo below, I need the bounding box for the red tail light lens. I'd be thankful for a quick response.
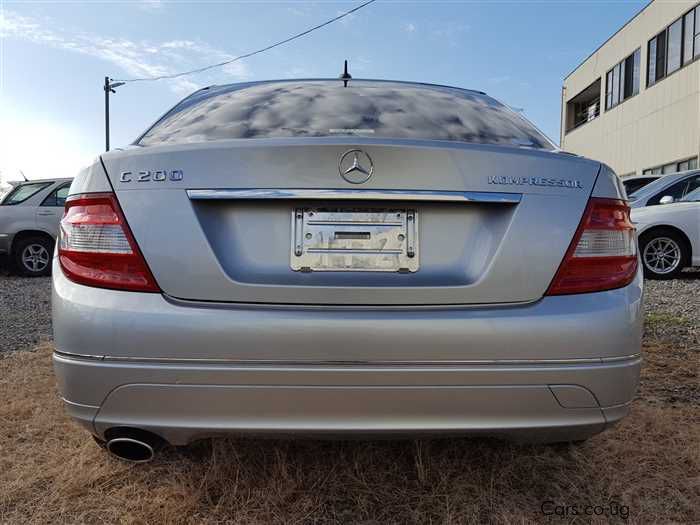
[58,193,159,292]
[546,198,637,295]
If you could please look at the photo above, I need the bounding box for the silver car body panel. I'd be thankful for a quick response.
[591,164,627,199]
[53,80,640,443]
[68,159,112,194]
[53,262,642,364]
[101,139,603,305]
[52,261,643,444]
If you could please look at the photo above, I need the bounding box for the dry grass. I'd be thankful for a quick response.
[1,344,698,524]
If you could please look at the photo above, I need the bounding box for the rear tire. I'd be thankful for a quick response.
[639,229,689,280]
[13,236,54,277]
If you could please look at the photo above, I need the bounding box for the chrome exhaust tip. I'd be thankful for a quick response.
[103,428,165,463]
[106,437,155,463]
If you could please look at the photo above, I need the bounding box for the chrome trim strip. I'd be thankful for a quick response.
[61,397,100,410]
[600,354,643,363]
[53,350,104,361]
[54,349,640,367]
[162,293,535,310]
[187,188,522,204]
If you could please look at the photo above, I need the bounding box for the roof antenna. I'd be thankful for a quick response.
[339,60,352,87]
[19,170,29,182]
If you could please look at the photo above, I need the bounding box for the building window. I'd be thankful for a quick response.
[680,158,698,171]
[684,10,694,64]
[667,18,683,74]
[662,162,678,175]
[643,157,698,176]
[627,50,640,97]
[648,30,667,86]
[695,6,700,58]
[565,79,601,132]
[649,5,700,87]
[606,49,640,110]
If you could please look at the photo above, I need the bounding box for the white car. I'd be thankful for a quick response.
[629,170,700,208]
[632,185,700,279]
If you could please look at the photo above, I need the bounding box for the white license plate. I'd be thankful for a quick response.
[290,208,419,272]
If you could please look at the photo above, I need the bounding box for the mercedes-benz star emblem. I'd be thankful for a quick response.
[338,149,374,184]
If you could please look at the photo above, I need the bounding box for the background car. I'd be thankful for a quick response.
[629,170,700,208]
[622,175,661,196]
[632,186,700,279]
[0,178,72,276]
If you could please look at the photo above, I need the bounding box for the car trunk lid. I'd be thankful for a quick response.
[102,139,599,305]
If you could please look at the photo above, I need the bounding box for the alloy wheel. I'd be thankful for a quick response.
[642,237,681,275]
[21,243,50,273]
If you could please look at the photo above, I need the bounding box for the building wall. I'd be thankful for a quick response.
[561,0,700,176]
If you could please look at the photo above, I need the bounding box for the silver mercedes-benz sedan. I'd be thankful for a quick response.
[52,80,642,462]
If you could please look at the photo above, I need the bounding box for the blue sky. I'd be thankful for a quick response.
[1,0,645,181]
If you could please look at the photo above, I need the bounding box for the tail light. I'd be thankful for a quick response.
[546,198,637,295]
[58,192,160,292]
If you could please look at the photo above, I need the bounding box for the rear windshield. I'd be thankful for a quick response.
[1,182,51,205]
[138,81,554,150]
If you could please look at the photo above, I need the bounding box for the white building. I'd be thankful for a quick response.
[561,0,700,177]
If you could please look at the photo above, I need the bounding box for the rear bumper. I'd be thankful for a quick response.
[54,352,639,445]
[52,261,643,444]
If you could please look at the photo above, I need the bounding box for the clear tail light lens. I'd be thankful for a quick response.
[546,198,638,295]
[58,192,159,292]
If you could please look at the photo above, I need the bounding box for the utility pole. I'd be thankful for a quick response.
[339,60,352,88]
[104,77,125,152]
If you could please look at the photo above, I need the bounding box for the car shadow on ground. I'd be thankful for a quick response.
[0,255,10,275]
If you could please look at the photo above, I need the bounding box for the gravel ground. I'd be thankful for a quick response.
[640,270,700,406]
[643,270,700,348]
[0,267,53,354]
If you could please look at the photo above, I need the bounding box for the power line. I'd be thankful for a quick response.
[112,0,377,83]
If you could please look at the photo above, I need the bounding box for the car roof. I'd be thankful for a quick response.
[16,177,72,185]
[191,78,489,99]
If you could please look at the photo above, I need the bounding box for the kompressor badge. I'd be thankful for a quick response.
[488,175,583,189]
